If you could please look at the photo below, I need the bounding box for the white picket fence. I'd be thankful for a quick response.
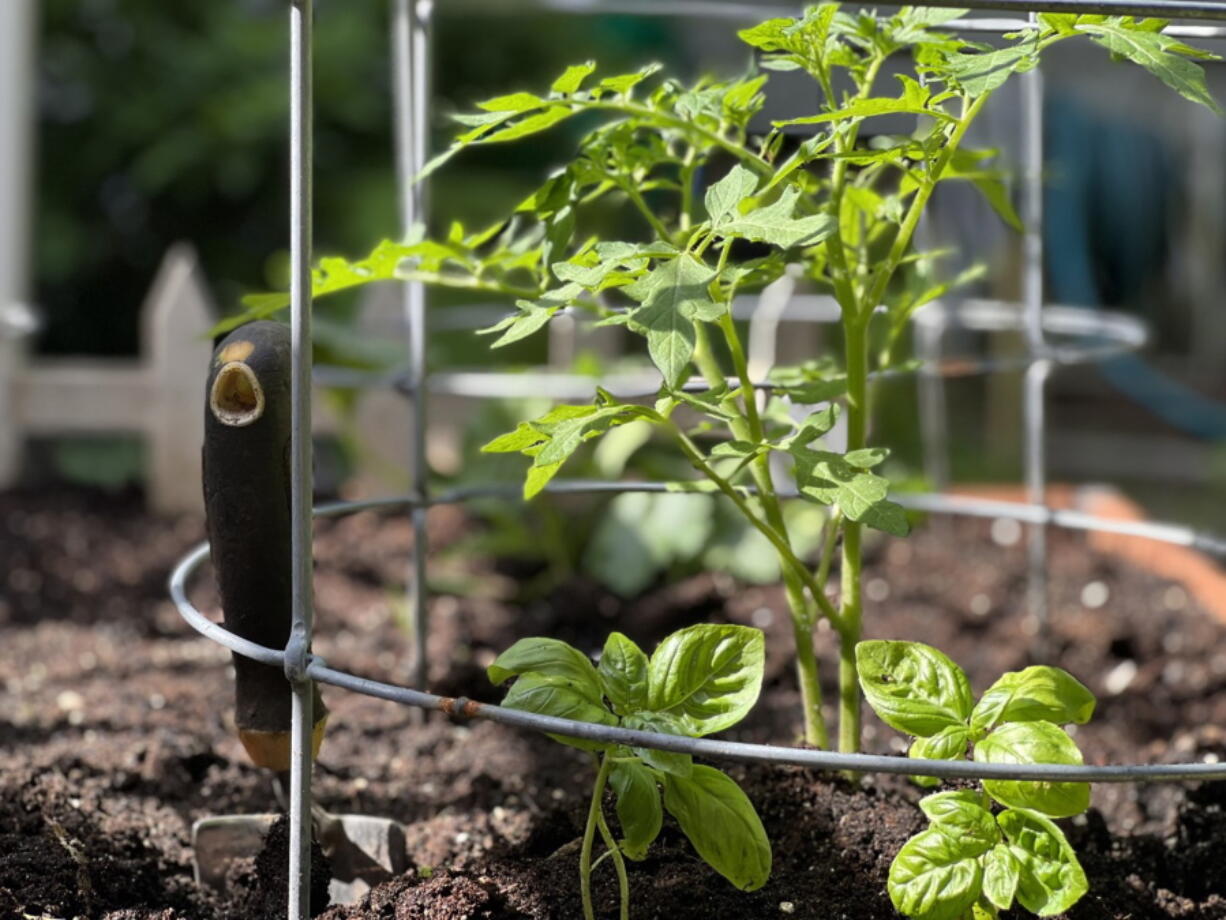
[0,246,428,514]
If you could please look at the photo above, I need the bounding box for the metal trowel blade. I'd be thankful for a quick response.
[192,812,409,906]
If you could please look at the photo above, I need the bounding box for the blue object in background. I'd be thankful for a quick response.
[1044,95,1226,441]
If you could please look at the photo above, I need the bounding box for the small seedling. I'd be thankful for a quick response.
[857,639,1097,919]
[488,624,771,920]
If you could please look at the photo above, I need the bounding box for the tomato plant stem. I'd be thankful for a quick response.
[838,316,869,755]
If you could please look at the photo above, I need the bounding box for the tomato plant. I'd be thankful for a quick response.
[230,6,1218,754]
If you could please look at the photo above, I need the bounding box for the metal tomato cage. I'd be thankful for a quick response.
[169,1,1226,916]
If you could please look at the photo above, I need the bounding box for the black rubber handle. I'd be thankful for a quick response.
[203,320,327,771]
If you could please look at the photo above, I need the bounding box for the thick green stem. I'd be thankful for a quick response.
[593,778,631,920]
[837,317,870,754]
[713,315,830,747]
[580,753,616,920]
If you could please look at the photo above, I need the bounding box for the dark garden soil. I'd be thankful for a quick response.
[3,485,1226,919]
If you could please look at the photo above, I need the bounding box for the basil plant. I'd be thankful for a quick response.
[489,624,771,920]
[857,640,1098,919]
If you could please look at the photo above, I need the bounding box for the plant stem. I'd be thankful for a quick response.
[593,777,631,920]
[623,183,673,242]
[580,753,616,920]
[837,316,869,755]
[715,314,830,747]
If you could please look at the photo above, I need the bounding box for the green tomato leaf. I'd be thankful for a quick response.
[975,722,1091,818]
[499,672,616,752]
[856,640,974,737]
[623,711,693,777]
[1080,21,1222,114]
[551,61,596,95]
[662,765,771,891]
[598,632,649,712]
[918,791,999,855]
[626,255,722,387]
[888,827,983,920]
[997,808,1089,915]
[970,666,1096,735]
[704,165,759,224]
[774,95,957,127]
[646,624,765,736]
[717,186,836,249]
[981,843,1020,912]
[790,446,909,536]
[610,759,663,861]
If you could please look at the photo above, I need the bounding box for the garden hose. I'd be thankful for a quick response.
[203,320,327,771]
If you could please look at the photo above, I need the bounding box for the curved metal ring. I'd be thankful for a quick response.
[170,484,1226,782]
[350,297,1146,401]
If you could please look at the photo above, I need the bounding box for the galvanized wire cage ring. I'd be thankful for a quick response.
[169,484,1226,784]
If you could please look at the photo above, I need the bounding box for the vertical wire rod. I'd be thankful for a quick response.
[287,1,315,918]
[392,0,432,699]
[1020,20,1051,651]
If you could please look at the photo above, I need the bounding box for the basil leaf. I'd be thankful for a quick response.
[499,673,616,752]
[975,722,1090,818]
[609,759,662,861]
[970,666,1096,735]
[888,827,983,920]
[598,632,649,713]
[623,712,693,777]
[856,640,974,737]
[488,637,603,699]
[997,808,1089,915]
[909,724,971,786]
[646,624,765,735]
[981,843,1020,911]
[662,765,771,891]
[918,792,999,855]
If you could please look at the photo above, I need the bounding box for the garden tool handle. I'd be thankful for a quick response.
[203,320,327,771]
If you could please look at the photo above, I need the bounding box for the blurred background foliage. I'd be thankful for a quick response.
[35,0,678,355]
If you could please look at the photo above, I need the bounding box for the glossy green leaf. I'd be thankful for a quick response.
[623,711,693,777]
[488,637,603,695]
[918,791,999,855]
[888,827,983,920]
[997,808,1089,915]
[981,843,1020,912]
[610,759,662,860]
[975,722,1090,818]
[646,624,764,736]
[662,765,771,891]
[856,640,974,737]
[598,632,649,712]
[500,672,616,752]
[970,666,1096,735]
[908,724,971,787]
